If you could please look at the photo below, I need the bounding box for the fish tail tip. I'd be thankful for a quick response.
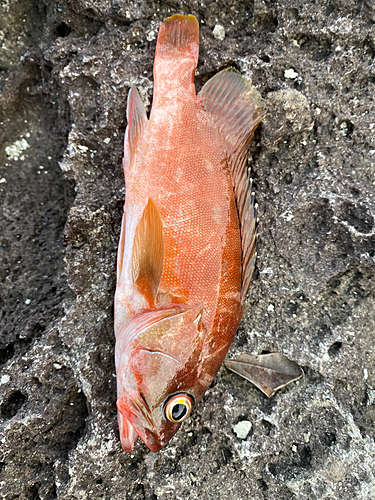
[157,14,199,59]
[162,13,199,31]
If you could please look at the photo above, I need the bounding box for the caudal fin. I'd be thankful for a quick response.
[153,15,199,104]
[155,14,199,63]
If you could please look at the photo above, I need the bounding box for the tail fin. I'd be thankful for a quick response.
[153,15,199,105]
[155,14,199,64]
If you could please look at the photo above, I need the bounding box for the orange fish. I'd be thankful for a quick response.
[114,14,265,452]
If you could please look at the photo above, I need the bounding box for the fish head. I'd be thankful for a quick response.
[116,304,208,452]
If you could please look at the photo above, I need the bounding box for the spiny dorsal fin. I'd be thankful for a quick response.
[240,182,258,302]
[132,199,164,306]
[124,85,148,173]
[198,68,265,303]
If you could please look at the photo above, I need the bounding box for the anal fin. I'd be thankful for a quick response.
[132,199,164,307]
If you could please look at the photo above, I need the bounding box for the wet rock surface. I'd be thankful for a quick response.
[1,0,375,499]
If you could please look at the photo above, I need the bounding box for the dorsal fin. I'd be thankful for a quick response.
[132,199,164,306]
[240,182,258,302]
[198,68,266,303]
[123,85,148,174]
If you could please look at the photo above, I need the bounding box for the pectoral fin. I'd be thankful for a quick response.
[198,68,266,303]
[132,199,164,306]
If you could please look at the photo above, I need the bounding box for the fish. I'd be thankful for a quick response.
[114,13,265,452]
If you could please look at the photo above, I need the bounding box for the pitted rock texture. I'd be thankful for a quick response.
[1,0,375,499]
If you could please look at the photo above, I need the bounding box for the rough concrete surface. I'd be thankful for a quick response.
[1,0,375,499]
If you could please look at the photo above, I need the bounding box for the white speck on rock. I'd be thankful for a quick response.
[233,420,252,439]
[1,374,10,385]
[146,29,156,41]
[0,178,7,183]
[103,137,111,144]
[212,24,225,41]
[260,267,273,275]
[284,68,298,79]
[367,390,375,406]
[5,138,30,161]
[25,298,31,305]
[267,304,275,312]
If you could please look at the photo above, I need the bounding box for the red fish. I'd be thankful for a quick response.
[114,14,265,452]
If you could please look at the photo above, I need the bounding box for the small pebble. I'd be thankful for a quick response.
[212,25,225,41]
[1,374,10,385]
[233,420,252,439]
[284,68,298,79]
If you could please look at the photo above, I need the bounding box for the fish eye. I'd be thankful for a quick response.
[164,394,193,423]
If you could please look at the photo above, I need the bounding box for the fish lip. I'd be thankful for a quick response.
[140,427,171,452]
[119,395,179,452]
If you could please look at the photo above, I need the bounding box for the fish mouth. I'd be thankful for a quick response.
[137,426,175,453]
[118,394,179,452]
[138,418,180,452]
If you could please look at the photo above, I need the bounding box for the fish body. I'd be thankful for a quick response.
[114,14,265,452]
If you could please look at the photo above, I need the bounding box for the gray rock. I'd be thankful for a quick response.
[263,88,314,144]
[1,0,375,499]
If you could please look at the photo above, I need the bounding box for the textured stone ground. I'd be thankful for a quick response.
[1,0,375,499]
